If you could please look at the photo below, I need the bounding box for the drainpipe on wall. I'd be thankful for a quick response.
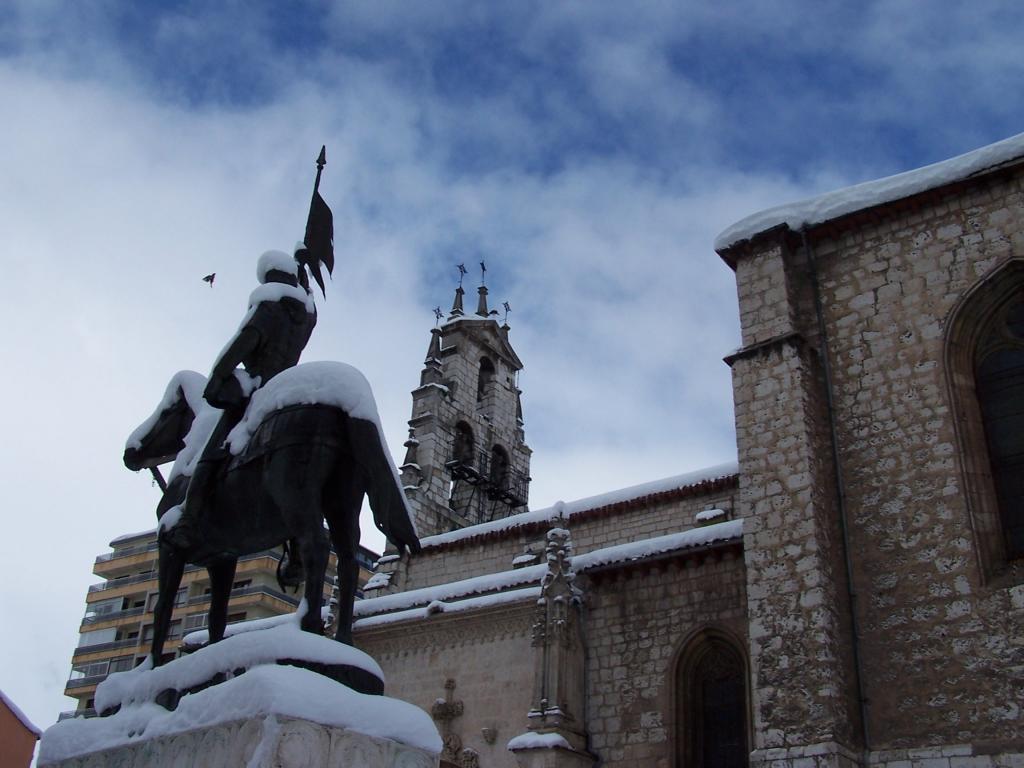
[578,597,603,768]
[800,227,871,754]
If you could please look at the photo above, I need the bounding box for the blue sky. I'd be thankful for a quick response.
[2,0,1024,740]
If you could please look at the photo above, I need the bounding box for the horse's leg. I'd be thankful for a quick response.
[296,523,330,634]
[150,541,186,666]
[268,446,332,635]
[327,471,364,645]
[206,557,237,644]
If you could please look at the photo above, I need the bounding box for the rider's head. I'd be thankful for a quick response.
[293,242,312,293]
[256,250,299,287]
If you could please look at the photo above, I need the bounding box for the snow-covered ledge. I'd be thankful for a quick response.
[508,730,595,768]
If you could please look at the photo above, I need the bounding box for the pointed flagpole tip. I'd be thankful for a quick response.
[317,145,326,168]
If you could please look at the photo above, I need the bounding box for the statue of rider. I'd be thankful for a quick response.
[165,247,319,569]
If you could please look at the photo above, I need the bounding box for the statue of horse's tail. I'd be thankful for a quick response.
[349,417,422,556]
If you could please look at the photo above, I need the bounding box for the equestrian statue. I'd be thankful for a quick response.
[122,147,420,668]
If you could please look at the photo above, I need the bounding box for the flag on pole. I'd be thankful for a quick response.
[304,189,334,296]
[299,145,335,297]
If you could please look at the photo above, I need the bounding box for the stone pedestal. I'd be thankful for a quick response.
[40,714,439,768]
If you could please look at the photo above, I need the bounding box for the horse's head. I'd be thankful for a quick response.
[124,371,207,472]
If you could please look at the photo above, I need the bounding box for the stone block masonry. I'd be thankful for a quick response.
[806,175,1024,749]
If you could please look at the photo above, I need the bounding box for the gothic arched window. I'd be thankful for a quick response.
[974,297,1024,558]
[946,259,1024,578]
[676,631,748,768]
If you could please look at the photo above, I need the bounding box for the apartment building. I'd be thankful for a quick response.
[63,529,378,718]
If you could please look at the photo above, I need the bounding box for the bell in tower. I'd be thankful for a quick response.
[400,264,532,538]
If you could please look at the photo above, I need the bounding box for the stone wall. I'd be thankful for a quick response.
[356,602,536,768]
[728,240,863,757]
[568,485,737,554]
[807,171,1024,750]
[582,545,747,767]
[867,744,1024,767]
[397,528,550,593]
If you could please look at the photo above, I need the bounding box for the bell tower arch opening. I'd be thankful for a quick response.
[477,357,495,402]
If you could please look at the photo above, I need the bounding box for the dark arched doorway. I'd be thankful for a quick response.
[677,632,748,768]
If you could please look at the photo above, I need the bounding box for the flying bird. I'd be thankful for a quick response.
[202,273,216,287]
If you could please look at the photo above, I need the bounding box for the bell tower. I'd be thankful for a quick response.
[400,268,532,538]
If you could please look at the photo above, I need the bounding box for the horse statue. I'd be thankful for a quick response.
[123,361,420,667]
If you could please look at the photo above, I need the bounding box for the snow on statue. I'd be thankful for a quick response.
[124,355,420,661]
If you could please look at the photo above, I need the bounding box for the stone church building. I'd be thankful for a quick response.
[352,134,1024,768]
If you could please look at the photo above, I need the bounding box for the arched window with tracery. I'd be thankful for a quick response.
[975,298,1024,558]
[675,630,748,768]
[946,259,1024,578]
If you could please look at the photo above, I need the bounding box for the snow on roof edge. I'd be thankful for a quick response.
[0,689,41,736]
[715,131,1024,252]
[353,586,541,630]
[418,460,739,550]
[573,519,743,572]
[354,563,548,618]
[357,519,743,625]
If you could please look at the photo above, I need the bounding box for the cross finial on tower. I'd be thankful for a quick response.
[433,306,443,326]
[503,301,511,325]
[480,261,487,287]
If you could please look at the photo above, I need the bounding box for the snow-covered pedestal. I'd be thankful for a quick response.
[41,710,438,768]
[39,622,441,767]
